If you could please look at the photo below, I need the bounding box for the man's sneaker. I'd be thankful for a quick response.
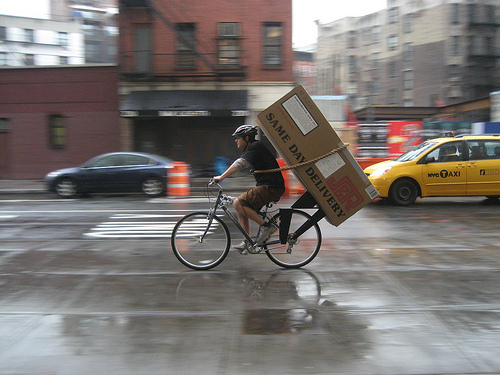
[233,240,248,255]
[255,223,278,244]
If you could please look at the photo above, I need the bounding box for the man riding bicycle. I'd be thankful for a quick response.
[213,125,285,252]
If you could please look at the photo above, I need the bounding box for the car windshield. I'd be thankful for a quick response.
[395,141,438,162]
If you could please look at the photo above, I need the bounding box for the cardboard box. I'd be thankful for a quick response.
[257,85,379,226]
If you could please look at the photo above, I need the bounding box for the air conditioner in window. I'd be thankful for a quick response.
[219,23,240,37]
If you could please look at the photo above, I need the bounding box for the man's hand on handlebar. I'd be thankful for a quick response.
[213,175,224,183]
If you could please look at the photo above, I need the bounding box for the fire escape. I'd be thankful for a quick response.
[119,0,247,81]
[463,2,500,100]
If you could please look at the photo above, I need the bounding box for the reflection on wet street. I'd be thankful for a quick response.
[0,196,499,374]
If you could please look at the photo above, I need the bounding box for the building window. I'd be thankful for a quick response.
[348,55,356,74]
[388,7,399,24]
[450,36,460,55]
[24,29,34,43]
[485,37,494,55]
[372,26,381,42]
[403,43,413,62]
[348,31,356,48]
[468,3,476,23]
[388,61,397,78]
[48,115,66,149]
[176,23,196,68]
[451,3,460,24]
[0,26,6,40]
[468,35,475,55]
[388,34,398,50]
[404,70,414,90]
[449,64,460,81]
[218,22,240,66]
[487,5,496,24]
[60,56,68,65]
[371,52,380,68]
[25,54,35,66]
[403,14,413,33]
[0,118,10,132]
[263,22,282,67]
[134,27,152,73]
[388,89,397,104]
[59,32,68,46]
[0,52,7,66]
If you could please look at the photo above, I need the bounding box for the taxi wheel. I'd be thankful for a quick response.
[389,179,418,206]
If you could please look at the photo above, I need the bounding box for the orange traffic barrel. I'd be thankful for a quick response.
[168,162,190,197]
[277,158,290,196]
[276,158,305,196]
[288,170,306,195]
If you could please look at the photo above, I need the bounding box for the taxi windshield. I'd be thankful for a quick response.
[395,141,438,162]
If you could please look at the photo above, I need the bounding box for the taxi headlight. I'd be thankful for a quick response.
[370,166,392,178]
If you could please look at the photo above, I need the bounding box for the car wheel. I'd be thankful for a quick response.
[389,179,418,206]
[56,178,78,198]
[142,177,164,196]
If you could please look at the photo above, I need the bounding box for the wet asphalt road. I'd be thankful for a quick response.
[0,193,499,374]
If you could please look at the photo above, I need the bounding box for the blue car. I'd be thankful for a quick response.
[45,152,173,198]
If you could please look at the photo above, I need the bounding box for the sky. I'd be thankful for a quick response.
[293,0,387,47]
[1,0,386,48]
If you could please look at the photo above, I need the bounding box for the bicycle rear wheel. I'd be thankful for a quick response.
[265,209,321,268]
[171,212,230,270]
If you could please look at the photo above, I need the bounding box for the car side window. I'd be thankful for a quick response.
[483,141,500,160]
[91,155,123,167]
[122,155,150,166]
[466,140,500,160]
[426,141,463,163]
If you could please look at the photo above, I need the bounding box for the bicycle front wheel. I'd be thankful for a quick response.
[265,209,322,268]
[171,212,230,270]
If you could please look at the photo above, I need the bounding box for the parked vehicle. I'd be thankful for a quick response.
[45,152,173,198]
[364,135,500,205]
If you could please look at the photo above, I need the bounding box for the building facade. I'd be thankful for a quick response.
[316,0,500,111]
[293,46,317,95]
[52,0,119,64]
[0,14,85,66]
[0,65,120,179]
[118,0,295,172]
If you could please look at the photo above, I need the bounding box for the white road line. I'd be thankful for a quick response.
[0,215,19,219]
[84,214,218,238]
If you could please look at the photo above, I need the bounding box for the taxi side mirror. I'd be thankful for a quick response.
[423,156,435,164]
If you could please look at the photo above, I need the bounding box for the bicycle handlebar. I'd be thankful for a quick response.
[208,178,223,190]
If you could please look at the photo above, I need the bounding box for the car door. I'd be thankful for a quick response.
[110,154,153,192]
[420,141,466,196]
[466,140,500,195]
[82,154,125,192]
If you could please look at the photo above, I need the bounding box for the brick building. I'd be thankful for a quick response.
[0,65,120,179]
[118,0,295,172]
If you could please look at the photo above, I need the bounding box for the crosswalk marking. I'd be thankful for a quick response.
[84,213,218,239]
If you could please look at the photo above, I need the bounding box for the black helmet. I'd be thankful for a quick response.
[232,125,258,138]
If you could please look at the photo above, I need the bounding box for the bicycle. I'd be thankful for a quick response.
[171,180,324,270]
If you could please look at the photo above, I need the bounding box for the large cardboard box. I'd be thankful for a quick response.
[257,85,379,226]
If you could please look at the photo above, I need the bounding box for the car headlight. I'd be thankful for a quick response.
[370,166,392,178]
[45,171,60,178]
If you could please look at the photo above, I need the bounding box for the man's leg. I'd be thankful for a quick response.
[233,198,265,235]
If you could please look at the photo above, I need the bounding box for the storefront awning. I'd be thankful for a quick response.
[120,90,248,118]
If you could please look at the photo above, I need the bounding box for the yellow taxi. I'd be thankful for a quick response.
[363,134,500,205]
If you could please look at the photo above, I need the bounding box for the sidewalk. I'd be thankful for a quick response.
[0,176,255,196]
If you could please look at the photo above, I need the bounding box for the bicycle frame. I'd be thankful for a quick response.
[204,183,326,248]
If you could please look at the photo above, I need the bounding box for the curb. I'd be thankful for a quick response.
[0,177,254,196]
